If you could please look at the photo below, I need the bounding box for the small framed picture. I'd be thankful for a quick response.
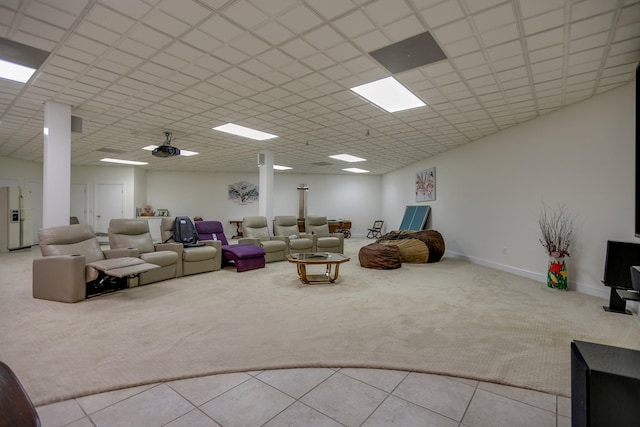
[157,209,169,217]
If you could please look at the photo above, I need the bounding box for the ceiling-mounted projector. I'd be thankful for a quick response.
[152,132,181,157]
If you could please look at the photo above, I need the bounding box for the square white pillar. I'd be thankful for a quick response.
[43,101,71,228]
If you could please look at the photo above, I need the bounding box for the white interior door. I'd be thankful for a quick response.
[95,183,124,234]
[71,184,87,224]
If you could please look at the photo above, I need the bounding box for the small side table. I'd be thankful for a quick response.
[230,220,243,239]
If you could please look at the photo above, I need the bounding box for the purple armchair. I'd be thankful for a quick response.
[195,221,266,272]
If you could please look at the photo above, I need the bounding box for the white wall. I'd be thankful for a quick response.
[72,165,136,229]
[145,170,382,238]
[383,81,636,299]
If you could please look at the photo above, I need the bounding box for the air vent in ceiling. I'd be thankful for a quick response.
[369,31,447,74]
[312,161,332,166]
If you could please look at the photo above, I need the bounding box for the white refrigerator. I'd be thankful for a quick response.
[0,187,34,252]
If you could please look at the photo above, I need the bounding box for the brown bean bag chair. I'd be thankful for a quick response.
[379,238,429,263]
[378,229,445,263]
[358,243,401,269]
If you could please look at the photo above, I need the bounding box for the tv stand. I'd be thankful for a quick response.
[603,286,632,315]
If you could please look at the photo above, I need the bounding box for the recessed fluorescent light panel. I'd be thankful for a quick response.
[0,59,36,83]
[343,168,369,173]
[329,154,366,163]
[142,145,199,156]
[213,123,277,141]
[273,165,292,170]
[350,76,425,113]
[101,158,148,165]
[0,37,49,83]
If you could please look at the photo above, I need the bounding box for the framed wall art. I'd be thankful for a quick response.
[416,167,435,202]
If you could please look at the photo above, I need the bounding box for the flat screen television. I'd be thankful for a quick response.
[602,240,640,314]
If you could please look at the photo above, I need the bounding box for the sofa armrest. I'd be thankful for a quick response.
[32,255,86,303]
[103,247,139,258]
[155,242,184,255]
[272,236,288,244]
[201,240,222,250]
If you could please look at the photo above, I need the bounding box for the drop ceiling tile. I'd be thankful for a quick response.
[304,25,343,50]
[529,44,563,63]
[222,0,269,29]
[200,15,244,43]
[461,63,492,79]
[453,51,486,69]
[333,9,376,38]
[473,3,515,33]
[364,0,413,27]
[116,38,157,59]
[304,0,357,20]
[421,0,465,28]
[432,18,474,45]
[571,0,617,22]
[85,4,136,34]
[254,20,296,45]
[614,22,640,42]
[324,42,361,62]
[26,1,76,29]
[570,12,614,39]
[492,54,525,71]
[609,37,640,56]
[100,0,152,19]
[128,25,173,49]
[56,46,97,64]
[384,14,425,42]
[352,29,392,52]
[278,3,324,34]
[143,10,191,37]
[518,0,565,19]
[522,9,565,35]
[443,36,482,57]
[487,40,522,61]
[159,0,212,25]
[481,23,519,47]
[233,33,271,56]
[568,47,605,66]
[526,28,563,50]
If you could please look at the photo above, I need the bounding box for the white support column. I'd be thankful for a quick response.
[258,149,274,230]
[43,101,71,228]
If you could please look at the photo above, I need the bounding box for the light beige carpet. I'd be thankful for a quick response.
[1,238,639,406]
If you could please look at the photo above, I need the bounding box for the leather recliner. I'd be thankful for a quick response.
[108,219,181,285]
[273,215,314,255]
[33,224,159,302]
[159,217,222,275]
[305,216,345,253]
[240,216,287,262]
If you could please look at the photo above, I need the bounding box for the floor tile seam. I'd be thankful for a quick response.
[167,373,255,408]
[477,387,559,415]
[282,399,349,427]
[80,382,165,416]
[356,392,394,426]
[388,392,466,425]
[458,384,480,425]
[337,368,411,394]
[160,407,216,427]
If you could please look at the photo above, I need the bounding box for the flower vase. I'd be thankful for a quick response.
[547,256,567,289]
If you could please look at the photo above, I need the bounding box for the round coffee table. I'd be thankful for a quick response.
[286,252,350,284]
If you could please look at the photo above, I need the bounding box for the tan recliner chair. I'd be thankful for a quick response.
[160,217,222,275]
[305,216,345,253]
[33,224,160,302]
[273,215,314,255]
[108,219,181,285]
[240,216,287,262]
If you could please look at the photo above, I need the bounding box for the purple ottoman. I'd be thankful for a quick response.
[195,221,266,272]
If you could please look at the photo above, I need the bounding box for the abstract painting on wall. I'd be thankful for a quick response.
[416,167,435,202]
[228,181,259,205]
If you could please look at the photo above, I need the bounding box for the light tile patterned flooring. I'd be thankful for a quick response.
[36,368,571,427]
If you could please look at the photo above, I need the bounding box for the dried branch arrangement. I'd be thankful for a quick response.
[538,202,576,258]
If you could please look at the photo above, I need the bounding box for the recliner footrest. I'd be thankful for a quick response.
[105,262,160,278]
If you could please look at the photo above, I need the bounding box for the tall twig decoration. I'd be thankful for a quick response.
[538,202,576,258]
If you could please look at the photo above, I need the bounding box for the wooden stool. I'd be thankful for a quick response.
[0,361,40,426]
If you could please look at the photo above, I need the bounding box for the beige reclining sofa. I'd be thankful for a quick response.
[33,224,159,303]
[108,219,181,286]
[160,217,222,275]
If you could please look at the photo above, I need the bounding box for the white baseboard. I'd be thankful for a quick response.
[445,250,610,300]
